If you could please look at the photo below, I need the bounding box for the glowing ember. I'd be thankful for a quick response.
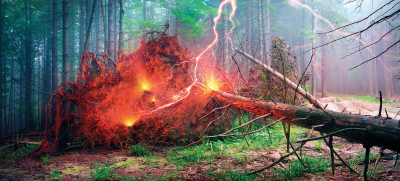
[206,76,220,91]
[142,82,149,91]
[124,116,139,126]
[152,97,156,102]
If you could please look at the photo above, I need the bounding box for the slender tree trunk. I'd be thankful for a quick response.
[70,3,76,82]
[300,0,305,77]
[222,2,228,73]
[114,0,117,60]
[311,0,316,96]
[0,0,3,143]
[42,37,51,129]
[96,0,101,53]
[258,0,263,63]
[108,0,115,58]
[79,0,85,55]
[25,1,33,130]
[63,0,69,83]
[52,0,58,125]
[321,35,327,97]
[117,0,124,59]
[245,0,251,54]
[101,0,107,52]
[262,0,270,65]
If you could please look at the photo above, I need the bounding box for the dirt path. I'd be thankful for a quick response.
[316,95,399,118]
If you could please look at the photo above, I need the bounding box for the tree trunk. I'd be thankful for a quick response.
[258,0,263,63]
[212,90,400,152]
[321,35,327,97]
[62,0,69,83]
[300,0,305,77]
[245,0,251,54]
[42,37,51,129]
[222,1,228,73]
[263,0,271,65]
[96,0,101,53]
[311,0,316,96]
[25,1,33,130]
[117,0,124,59]
[0,0,3,143]
[52,0,58,126]
[108,0,115,58]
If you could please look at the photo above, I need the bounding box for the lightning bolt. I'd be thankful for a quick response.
[127,0,237,125]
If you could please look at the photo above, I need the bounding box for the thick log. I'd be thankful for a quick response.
[212,91,400,152]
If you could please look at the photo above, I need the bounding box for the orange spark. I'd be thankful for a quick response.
[124,116,139,126]
[206,76,220,92]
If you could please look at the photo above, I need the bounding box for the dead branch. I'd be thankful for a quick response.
[235,49,323,109]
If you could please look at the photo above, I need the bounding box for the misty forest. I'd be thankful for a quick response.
[0,0,400,180]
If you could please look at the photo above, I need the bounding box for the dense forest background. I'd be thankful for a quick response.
[0,0,399,142]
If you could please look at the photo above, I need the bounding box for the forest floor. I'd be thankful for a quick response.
[0,94,399,181]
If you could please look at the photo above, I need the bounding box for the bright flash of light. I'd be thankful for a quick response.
[124,116,139,126]
[206,76,220,92]
[152,97,156,102]
[128,0,237,126]
[142,82,149,91]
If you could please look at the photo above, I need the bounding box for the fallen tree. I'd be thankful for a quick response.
[211,90,400,152]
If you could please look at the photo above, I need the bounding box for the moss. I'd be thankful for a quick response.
[0,168,27,174]
[63,166,85,174]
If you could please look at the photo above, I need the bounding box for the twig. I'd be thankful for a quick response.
[320,133,360,175]
[235,49,323,109]
[379,91,383,117]
[370,147,385,180]
[364,145,371,181]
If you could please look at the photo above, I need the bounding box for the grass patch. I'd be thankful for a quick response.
[332,94,399,106]
[274,155,329,180]
[167,114,305,167]
[90,159,117,181]
[41,155,51,164]
[129,144,148,157]
[333,143,344,147]
[314,139,323,150]
[206,168,259,181]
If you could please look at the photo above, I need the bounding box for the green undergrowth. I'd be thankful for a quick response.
[167,112,307,167]
[274,155,330,180]
[0,144,39,161]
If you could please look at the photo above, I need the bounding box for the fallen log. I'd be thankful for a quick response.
[5,140,41,145]
[212,90,400,152]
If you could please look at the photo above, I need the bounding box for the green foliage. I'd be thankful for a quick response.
[50,170,62,181]
[274,155,329,180]
[121,170,177,181]
[1,144,39,160]
[347,156,358,172]
[314,139,323,150]
[336,97,341,102]
[41,155,51,165]
[0,148,12,160]
[90,159,116,181]
[206,168,258,181]
[129,144,148,157]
